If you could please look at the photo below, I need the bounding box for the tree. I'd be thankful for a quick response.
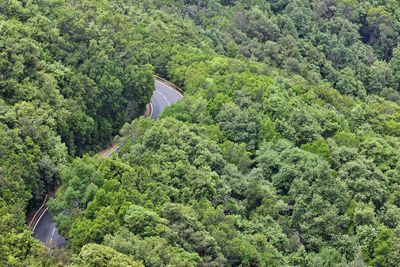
[215,102,260,151]
[72,244,143,267]
[336,67,367,98]
[390,47,400,91]
[338,158,388,208]
[366,60,393,94]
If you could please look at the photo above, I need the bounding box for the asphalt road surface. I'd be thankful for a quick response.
[33,208,66,248]
[151,79,182,118]
[33,78,183,248]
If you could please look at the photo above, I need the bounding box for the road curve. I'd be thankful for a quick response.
[151,79,182,118]
[33,78,183,248]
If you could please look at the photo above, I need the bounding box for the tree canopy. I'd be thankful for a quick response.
[1,0,400,266]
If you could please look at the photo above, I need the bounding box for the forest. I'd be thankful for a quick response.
[1,0,400,266]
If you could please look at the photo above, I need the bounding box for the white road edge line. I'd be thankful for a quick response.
[156,91,170,105]
[50,227,56,244]
[32,207,48,232]
[156,80,183,98]
[168,86,183,98]
[149,102,154,118]
[28,195,48,229]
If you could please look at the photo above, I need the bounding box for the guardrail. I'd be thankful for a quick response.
[155,75,184,95]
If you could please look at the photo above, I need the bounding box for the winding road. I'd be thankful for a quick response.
[33,78,183,247]
[151,79,182,118]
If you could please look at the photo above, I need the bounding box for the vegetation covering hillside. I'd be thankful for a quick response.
[1,0,400,266]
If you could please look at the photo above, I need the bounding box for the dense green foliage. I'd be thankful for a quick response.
[0,0,158,265]
[163,0,400,97]
[1,0,400,266]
